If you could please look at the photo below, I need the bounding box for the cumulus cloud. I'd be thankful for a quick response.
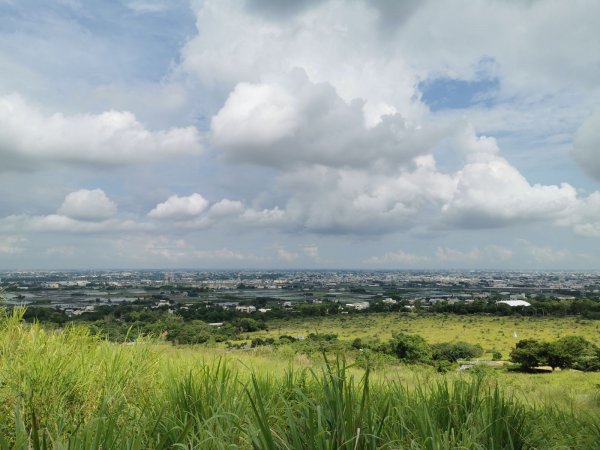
[148,193,209,220]
[274,155,455,234]
[184,0,600,126]
[167,1,600,242]
[0,190,144,235]
[58,189,117,221]
[212,71,441,170]
[3,0,600,269]
[239,206,288,227]
[0,215,144,234]
[442,158,578,228]
[557,192,600,238]
[206,199,245,219]
[0,94,202,171]
[572,113,600,181]
[182,0,422,119]
[441,129,579,228]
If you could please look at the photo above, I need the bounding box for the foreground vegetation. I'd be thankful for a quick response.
[2,307,600,449]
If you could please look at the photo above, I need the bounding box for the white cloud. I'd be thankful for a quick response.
[206,199,245,219]
[181,0,422,120]
[302,244,319,259]
[0,236,26,255]
[239,206,288,227]
[126,1,168,14]
[366,244,512,266]
[0,94,202,171]
[366,249,429,265]
[2,0,600,268]
[276,246,299,262]
[485,244,513,262]
[0,214,145,234]
[557,192,600,238]
[435,247,483,263]
[148,193,209,220]
[518,240,568,264]
[572,113,600,181]
[442,158,578,228]
[45,246,77,257]
[441,129,579,228]
[113,235,269,264]
[275,156,455,234]
[58,189,117,221]
[211,71,441,169]
[212,81,301,150]
[435,245,513,263]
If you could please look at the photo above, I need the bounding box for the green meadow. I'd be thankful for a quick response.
[250,313,600,358]
[2,305,600,449]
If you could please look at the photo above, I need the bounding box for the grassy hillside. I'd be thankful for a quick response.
[250,313,600,357]
[1,307,600,448]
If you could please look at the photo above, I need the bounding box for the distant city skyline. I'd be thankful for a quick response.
[1,0,600,270]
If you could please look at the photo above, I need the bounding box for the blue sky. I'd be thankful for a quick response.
[1,0,600,270]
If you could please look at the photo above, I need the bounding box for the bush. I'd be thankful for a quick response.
[510,336,600,371]
[546,335,597,370]
[388,332,431,363]
[510,339,549,369]
[251,337,275,347]
[236,318,264,332]
[431,341,484,363]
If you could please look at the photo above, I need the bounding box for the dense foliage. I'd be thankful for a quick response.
[510,335,600,371]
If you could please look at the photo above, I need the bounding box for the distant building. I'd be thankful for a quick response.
[382,298,397,305]
[346,301,369,311]
[497,300,531,307]
[236,305,256,313]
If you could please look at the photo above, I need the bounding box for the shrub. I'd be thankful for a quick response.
[251,337,275,347]
[546,335,597,370]
[431,341,484,362]
[510,339,549,369]
[388,332,432,363]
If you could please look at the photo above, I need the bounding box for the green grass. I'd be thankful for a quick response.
[2,307,600,448]
[254,313,600,357]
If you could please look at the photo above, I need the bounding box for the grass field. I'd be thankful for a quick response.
[248,313,600,357]
[3,306,600,448]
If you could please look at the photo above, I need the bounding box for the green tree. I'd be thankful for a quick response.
[431,341,484,363]
[546,336,597,370]
[388,332,431,363]
[510,339,548,369]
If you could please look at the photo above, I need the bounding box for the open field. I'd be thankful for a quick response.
[248,313,600,358]
[3,307,600,448]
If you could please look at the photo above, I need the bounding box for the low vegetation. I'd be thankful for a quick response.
[2,305,600,448]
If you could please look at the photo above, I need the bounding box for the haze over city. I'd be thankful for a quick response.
[1,0,600,270]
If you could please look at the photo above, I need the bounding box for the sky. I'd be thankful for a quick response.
[0,0,600,270]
